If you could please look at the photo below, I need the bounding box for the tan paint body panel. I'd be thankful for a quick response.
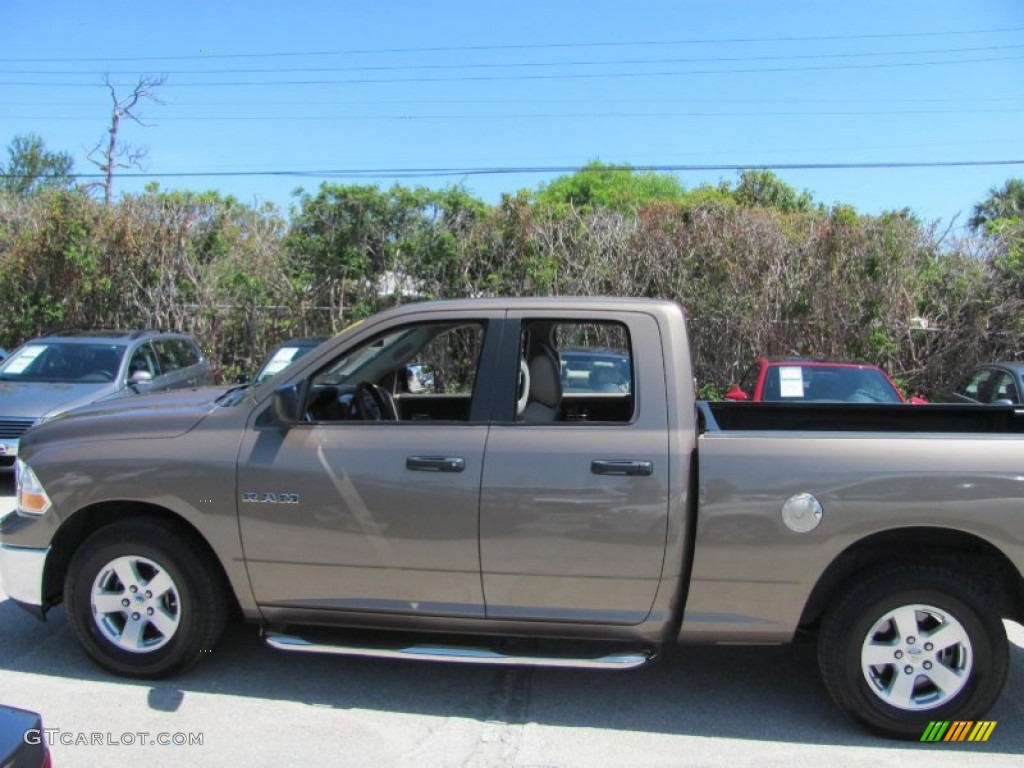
[681,431,1024,641]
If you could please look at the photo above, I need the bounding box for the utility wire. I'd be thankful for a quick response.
[5,95,1024,108]
[9,108,1024,121]
[2,25,1022,62]
[3,160,1022,181]
[3,53,1021,87]
[5,43,1022,76]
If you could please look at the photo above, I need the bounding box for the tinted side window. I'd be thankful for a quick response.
[173,339,201,367]
[127,342,160,378]
[990,371,1019,403]
[955,369,992,400]
[153,339,199,372]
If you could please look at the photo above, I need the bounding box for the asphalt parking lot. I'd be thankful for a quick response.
[1,479,1022,767]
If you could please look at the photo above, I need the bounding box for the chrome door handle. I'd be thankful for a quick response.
[590,460,653,477]
[406,456,466,472]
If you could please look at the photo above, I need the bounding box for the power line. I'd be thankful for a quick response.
[3,53,1021,88]
[5,43,1022,76]
[6,95,1024,109]
[9,108,1024,121]
[6,95,1024,108]
[2,25,1022,63]
[3,159,1022,181]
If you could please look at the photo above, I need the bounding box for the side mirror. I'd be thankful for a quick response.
[724,383,749,401]
[404,363,436,394]
[128,370,153,391]
[272,381,304,424]
[235,372,250,385]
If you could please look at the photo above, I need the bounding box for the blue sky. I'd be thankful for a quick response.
[2,1,1022,225]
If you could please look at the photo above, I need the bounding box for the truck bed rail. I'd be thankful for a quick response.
[699,401,1024,433]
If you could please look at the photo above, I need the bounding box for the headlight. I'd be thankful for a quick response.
[16,459,52,516]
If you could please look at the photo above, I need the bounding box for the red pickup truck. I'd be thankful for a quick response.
[725,358,927,404]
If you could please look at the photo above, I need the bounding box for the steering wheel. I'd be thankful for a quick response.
[353,381,398,421]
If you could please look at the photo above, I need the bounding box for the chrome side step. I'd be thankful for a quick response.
[265,633,653,670]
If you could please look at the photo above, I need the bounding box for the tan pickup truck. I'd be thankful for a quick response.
[2,297,1022,738]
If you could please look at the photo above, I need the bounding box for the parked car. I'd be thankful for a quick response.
[0,330,211,470]
[725,357,925,403]
[0,704,50,768]
[560,349,632,393]
[251,337,327,384]
[941,362,1024,405]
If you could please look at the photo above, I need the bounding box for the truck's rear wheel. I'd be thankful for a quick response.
[818,566,1008,738]
[65,519,226,679]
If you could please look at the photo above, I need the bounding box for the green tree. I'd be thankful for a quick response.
[731,169,814,212]
[0,134,75,197]
[534,161,688,213]
[969,178,1024,231]
[285,182,490,321]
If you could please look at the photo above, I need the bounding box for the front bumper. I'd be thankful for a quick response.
[0,543,48,609]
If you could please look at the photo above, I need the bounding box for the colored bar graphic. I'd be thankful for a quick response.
[968,721,997,742]
[921,721,950,741]
[920,721,997,742]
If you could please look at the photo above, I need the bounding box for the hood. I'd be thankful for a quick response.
[19,386,232,452]
[0,380,116,420]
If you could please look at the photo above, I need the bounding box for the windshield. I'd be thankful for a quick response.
[312,328,415,386]
[0,342,126,383]
[762,364,903,403]
[255,343,320,384]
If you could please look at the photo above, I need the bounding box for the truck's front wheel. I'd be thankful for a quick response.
[65,519,227,679]
[818,566,1008,738]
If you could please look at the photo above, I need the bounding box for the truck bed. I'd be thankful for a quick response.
[701,401,1024,433]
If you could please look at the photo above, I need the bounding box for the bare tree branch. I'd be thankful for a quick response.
[86,74,166,205]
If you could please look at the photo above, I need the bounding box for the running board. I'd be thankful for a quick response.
[265,633,653,670]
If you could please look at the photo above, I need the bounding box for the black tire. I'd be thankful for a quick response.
[818,565,1008,738]
[64,518,227,679]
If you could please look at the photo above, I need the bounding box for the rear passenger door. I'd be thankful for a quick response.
[478,311,671,625]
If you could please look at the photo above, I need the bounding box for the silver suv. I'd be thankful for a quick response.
[0,330,211,470]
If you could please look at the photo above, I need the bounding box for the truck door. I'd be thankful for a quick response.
[479,312,671,624]
[237,314,502,621]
